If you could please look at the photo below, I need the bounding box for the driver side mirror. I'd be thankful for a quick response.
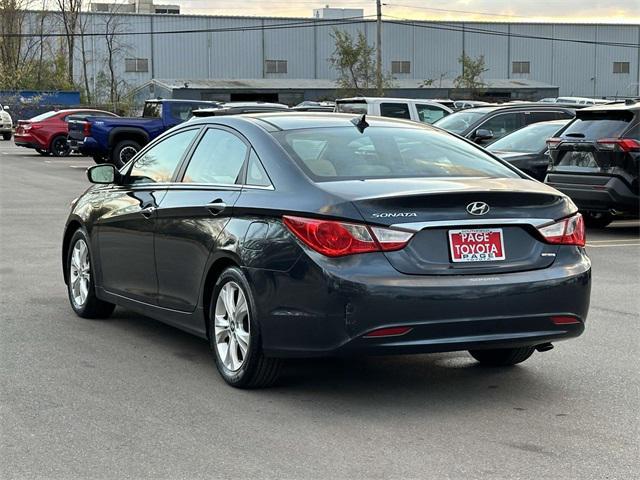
[474,128,494,141]
[87,164,119,184]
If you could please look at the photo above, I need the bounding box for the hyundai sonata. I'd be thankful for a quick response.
[63,113,591,388]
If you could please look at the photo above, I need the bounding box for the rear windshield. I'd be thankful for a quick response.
[562,112,633,139]
[274,126,519,182]
[488,121,568,153]
[29,111,59,122]
[143,102,162,118]
[335,102,368,114]
[433,109,487,134]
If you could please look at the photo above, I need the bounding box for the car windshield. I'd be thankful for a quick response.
[274,126,519,182]
[488,121,569,153]
[433,109,487,134]
[29,111,59,122]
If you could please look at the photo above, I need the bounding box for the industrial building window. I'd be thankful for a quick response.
[125,58,149,73]
[265,60,288,74]
[391,61,411,74]
[512,61,530,74]
[94,3,109,12]
[613,62,630,74]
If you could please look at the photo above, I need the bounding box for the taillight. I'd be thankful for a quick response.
[546,137,562,149]
[82,121,91,137]
[596,138,640,152]
[537,213,586,247]
[282,215,413,257]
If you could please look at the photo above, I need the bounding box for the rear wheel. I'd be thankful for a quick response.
[66,230,115,319]
[50,135,71,157]
[111,140,141,168]
[208,267,281,388]
[583,212,613,229]
[469,346,535,366]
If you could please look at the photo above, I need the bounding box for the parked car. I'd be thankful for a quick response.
[545,101,640,227]
[68,99,218,166]
[487,119,571,181]
[14,109,118,156]
[63,112,590,388]
[0,103,12,140]
[453,100,493,110]
[335,97,453,124]
[555,97,610,106]
[433,104,575,145]
[292,101,335,112]
[191,102,289,118]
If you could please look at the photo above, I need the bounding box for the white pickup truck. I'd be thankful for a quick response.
[335,97,453,124]
[0,103,12,140]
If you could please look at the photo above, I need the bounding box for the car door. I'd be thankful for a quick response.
[154,126,249,312]
[96,127,200,304]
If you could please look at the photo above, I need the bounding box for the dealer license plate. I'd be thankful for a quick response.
[448,228,505,263]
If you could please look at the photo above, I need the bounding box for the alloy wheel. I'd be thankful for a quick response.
[52,137,70,156]
[214,281,251,371]
[119,146,138,164]
[69,239,91,307]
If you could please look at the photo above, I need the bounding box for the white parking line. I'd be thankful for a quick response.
[587,243,640,248]
[589,238,639,243]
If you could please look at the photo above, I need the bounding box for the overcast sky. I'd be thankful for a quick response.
[175,0,640,22]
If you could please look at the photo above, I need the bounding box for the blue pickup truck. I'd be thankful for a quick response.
[68,99,218,166]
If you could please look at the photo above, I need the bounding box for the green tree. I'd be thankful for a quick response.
[454,53,489,99]
[329,29,394,97]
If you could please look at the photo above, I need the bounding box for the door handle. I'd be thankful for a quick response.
[140,206,156,218]
[206,200,227,215]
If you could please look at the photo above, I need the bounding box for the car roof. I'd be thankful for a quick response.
[578,101,640,112]
[336,97,447,104]
[454,103,574,114]
[187,112,429,131]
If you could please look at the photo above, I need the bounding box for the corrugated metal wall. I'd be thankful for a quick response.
[24,12,639,98]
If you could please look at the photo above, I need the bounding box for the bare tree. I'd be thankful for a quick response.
[55,0,82,85]
[78,12,92,103]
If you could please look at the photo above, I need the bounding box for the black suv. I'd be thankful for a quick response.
[434,103,575,145]
[545,101,640,227]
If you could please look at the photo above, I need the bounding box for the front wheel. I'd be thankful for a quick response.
[111,140,141,168]
[67,229,115,319]
[469,346,535,366]
[209,267,281,388]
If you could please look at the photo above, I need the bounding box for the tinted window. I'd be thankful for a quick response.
[128,129,198,184]
[488,121,569,153]
[246,150,272,187]
[479,113,523,140]
[433,109,487,134]
[416,104,448,124]
[275,126,519,181]
[380,103,411,119]
[183,129,248,184]
[142,103,162,118]
[562,112,633,139]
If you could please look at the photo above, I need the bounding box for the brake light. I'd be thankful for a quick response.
[82,121,91,137]
[364,326,412,338]
[596,138,640,152]
[546,137,562,149]
[282,215,413,257]
[537,213,585,247]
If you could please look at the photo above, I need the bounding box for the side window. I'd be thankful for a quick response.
[416,104,447,124]
[182,128,248,184]
[380,103,411,119]
[246,150,272,187]
[524,111,562,125]
[480,113,523,140]
[170,103,197,121]
[128,129,198,184]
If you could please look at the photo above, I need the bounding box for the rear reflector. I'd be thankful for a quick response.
[363,327,413,338]
[546,137,562,149]
[537,213,586,247]
[551,315,581,325]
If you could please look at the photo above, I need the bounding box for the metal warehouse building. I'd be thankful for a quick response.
[26,12,640,102]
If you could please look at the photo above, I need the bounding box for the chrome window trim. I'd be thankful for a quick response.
[390,218,555,232]
[122,181,274,191]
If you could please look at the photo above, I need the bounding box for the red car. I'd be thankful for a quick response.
[14,109,117,157]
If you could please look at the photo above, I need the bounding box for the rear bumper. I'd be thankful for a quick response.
[76,137,104,156]
[250,247,591,358]
[545,173,639,215]
[13,133,41,149]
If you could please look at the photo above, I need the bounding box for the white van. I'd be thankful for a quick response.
[0,103,12,140]
[334,97,453,124]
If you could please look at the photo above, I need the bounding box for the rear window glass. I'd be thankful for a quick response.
[29,111,59,122]
[488,121,568,154]
[380,103,411,119]
[143,102,162,118]
[562,112,632,139]
[335,102,368,114]
[274,126,519,182]
[433,110,487,134]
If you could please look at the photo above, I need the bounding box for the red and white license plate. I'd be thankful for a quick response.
[448,228,505,263]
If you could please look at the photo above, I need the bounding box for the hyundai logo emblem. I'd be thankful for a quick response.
[466,201,490,216]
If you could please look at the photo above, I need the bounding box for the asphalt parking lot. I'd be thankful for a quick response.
[1,140,638,479]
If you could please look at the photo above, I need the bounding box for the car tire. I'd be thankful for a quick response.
[36,148,49,156]
[111,140,141,168]
[66,229,115,319]
[208,266,282,388]
[92,155,107,164]
[468,346,535,366]
[2,132,11,140]
[583,212,613,229]
[50,135,71,157]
